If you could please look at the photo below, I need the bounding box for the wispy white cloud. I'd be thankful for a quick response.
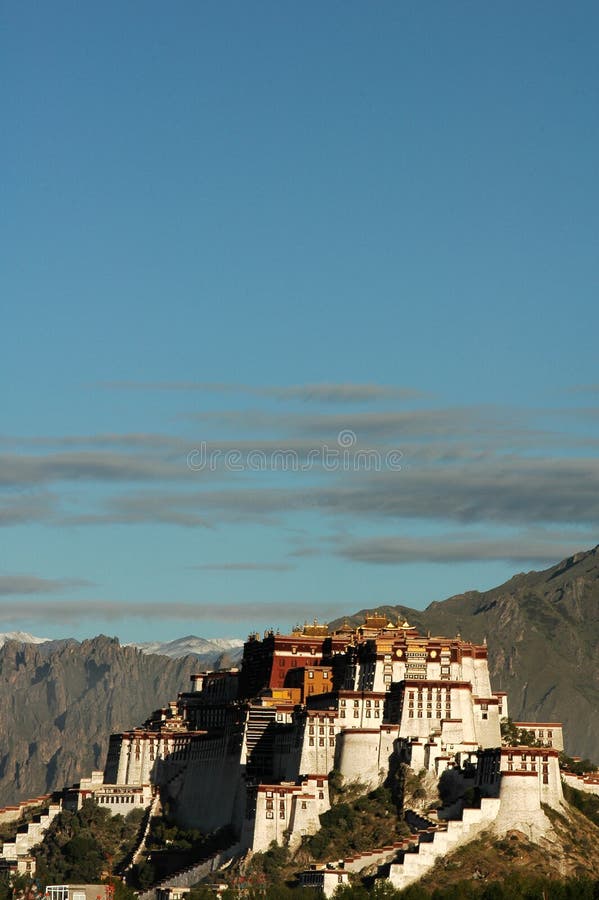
[335,532,594,565]
[191,562,295,572]
[0,492,57,526]
[98,380,423,404]
[0,600,344,625]
[61,454,599,529]
[0,575,93,596]
[565,384,599,395]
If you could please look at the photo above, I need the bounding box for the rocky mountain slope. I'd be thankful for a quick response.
[0,636,198,806]
[2,546,599,806]
[335,544,599,760]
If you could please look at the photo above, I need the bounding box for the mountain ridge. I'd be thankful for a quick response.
[0,635,199,806]
[332,544,599,759]
[2,546,599,805]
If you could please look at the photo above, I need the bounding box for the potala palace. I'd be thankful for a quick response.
[2,615,593,894]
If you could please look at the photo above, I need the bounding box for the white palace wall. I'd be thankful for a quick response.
[166,731,246,832]
[335,726,398,789]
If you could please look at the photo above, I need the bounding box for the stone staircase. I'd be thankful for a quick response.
[383,798,501,891]
[0,799,63,865]
[244,706,276,777]
[337,836,420,874]
[120,789,161,873]
[136,841,242,900]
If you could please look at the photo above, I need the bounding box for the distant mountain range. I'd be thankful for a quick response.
[126,634,244,663]
[2,546,599,806]
[0,632,245,665]
[0,636,200,807]
[0,631,51,648]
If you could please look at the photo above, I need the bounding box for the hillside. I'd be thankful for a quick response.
[0,636,198,806]
[334,544,599,760]
[416,802,599,894]
[2,546,599,807]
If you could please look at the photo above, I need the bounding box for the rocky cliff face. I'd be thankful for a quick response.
[0,636,198,806]
[335,545,599,761]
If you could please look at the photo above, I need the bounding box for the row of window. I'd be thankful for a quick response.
[308,737,335,747]
[408,689,451,698]
[505,765,550,784]
[408,701,450,709]
[407,710,446,718]
[339,709,381,718]
[340,698,381,707]
[507,753,550,761]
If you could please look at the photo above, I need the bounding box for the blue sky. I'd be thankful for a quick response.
[2,1,599,642]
